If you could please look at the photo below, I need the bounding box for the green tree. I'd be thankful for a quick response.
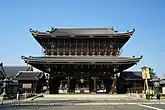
[149,68,157,79]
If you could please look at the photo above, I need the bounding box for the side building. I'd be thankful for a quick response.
[0,63,46,98]
[0,64,33,98]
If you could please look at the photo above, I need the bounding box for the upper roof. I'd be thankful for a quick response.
[29,27,135,38]
[2,66,33,78]
[120,71,142,80]
[15,71,44,81]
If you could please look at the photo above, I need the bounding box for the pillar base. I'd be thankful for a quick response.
[109,92,116,94]
[0,94,9,100]
[90,92,96,94]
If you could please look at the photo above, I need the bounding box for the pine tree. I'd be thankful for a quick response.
[149,68,157,79]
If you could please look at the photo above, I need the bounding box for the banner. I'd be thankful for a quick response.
[142,67,150,79]
[23,83,32,88]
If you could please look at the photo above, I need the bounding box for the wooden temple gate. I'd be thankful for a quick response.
[22,27,141,94]
[48,64,117,94]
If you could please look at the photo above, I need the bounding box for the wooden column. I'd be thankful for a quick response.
[70,78,76,93]
[111,74,117,94]
[93,77,97,93]
[49,74,53,94]
[54,78,60,94]
[67,76,71,94]
[89,76,93,93]
[104,79,110,94]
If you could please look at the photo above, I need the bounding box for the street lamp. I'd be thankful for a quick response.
[1,77,9,100]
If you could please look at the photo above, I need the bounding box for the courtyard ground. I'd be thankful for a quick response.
[1,94,165,110]
[1,104,165,110]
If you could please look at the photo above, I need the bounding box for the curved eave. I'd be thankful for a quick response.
[30,28,135,50]
[21,55,142,65]
[29,28,135,38]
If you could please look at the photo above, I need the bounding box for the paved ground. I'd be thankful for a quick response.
[147,104,165,110]
[1,99,165,110]
[1,105,165,110]
[37,94,135,101]
[1,94,165,110]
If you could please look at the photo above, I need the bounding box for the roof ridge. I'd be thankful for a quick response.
[55,27,112,30]
[35,72,44,80]
[15,71,22,78]
[0,63,8,78]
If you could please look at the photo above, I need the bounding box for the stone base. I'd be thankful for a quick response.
[90,92,96,94]
[0,94,9,100]
[109,92,116,94]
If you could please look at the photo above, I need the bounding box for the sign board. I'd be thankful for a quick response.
[23,83,32,88]
[162,87,165,94]
[142,67,150,79]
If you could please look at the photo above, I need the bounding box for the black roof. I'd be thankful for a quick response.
[15,71,44,81]
[0,65,7,79]
[30,27,135,37]
[120,71,142,80]
[21,55,142,64]
[21,56,142,74]
[2,66,33,78]
[29,27,135,50]
[0,71,5,79]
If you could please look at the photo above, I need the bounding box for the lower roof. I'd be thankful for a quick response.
[2,66,33,78]
[15,71,44,81]
[120,71,142,80]
[21,55,142,64]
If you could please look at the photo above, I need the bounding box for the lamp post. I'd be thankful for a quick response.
[46,73,50,94]
[1,78,9,100]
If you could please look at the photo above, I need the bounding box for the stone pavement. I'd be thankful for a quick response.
[1,94,165,110]
[39,94,132,101]
[1,104,165,110]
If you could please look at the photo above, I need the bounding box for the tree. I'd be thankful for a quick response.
[163,73,165,79]
[149,68,157,79]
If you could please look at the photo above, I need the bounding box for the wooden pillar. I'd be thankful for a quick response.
[89,76,97,93]
[49,74,53,94]
[89,76,93,93]
[54,78,60,94]
[93,77,97,93]
[111,74,117,94]
[70,78,76,93]
[67,76,71,93]
[49,77,60,94]
[104,79,110,94]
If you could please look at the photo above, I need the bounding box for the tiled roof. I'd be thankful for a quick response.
[0,65,7,79]
[15,71,44,81]
[30,27,135,37]
[0,70,5,79]
[22,56,142,64]
[120,71,142,80]
[3,66,33,78]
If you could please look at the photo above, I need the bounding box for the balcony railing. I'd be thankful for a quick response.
[43,48,122,56]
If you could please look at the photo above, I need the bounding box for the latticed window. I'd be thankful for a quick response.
[71,48,75,55]
[65,48,69,55]
[68,48,71,55]
[77,48,81,55]
[83,49,87,55]
[75,47,78,55]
